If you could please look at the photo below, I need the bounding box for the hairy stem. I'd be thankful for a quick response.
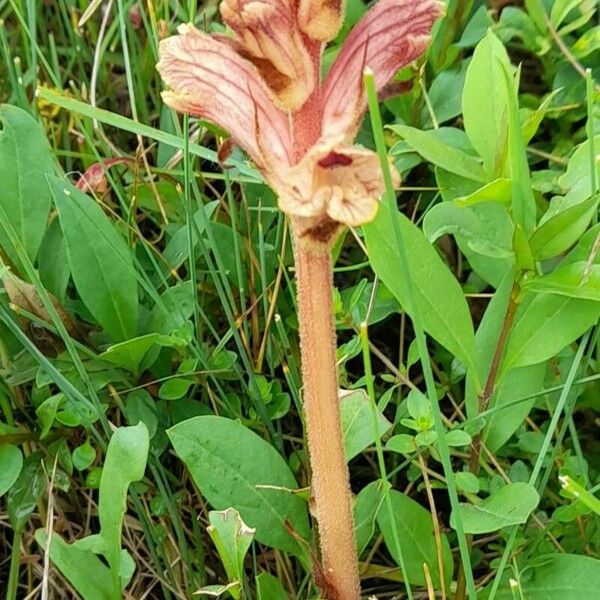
[293,232,360,600]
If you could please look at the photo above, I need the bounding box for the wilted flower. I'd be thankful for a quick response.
[157,0,443,246]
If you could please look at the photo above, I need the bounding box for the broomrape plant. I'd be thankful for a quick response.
[157,1,442,597]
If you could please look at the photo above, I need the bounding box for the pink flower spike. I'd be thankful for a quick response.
[321,0,444,141]
[220,0,316,110]
[157,24,293,171]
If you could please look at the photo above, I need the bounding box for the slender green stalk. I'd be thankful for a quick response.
[364,68,477,600]
[587,71,598,197]
[183,114,200,338]
[6,528,22,600]
[488,330,591,599]
[360,321,414,600]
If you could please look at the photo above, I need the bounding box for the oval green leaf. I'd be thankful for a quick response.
[167,416,310,555]
[451,482,539,534]
[0,444,23,497]
[49,175,138,341]
[0,105,55,270]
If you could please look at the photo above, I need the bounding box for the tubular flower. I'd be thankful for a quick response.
[220,0,315,109]
[157,0,443,245]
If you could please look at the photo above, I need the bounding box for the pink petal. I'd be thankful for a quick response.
[220,0,316,110]
[321,0,444,140]
[157,24,293,169]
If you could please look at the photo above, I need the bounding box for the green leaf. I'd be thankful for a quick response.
[529,196,599,260]
[34,530,112,600]
[100,332,184,375]
[388,125,487,182]
[451,482,539,534]
[163,202,219,269]
[462,30,512,176]
[0,105,55,270]
[445,429,472,447]
[167,416,310,555]
[454,178,512,207]
[354,480,386,556]
[501,63,536,235]
[550,0,585,28]
[364,201,478,381]
[0,444,23,497]
[36,393,64,438]
[256,573,288,600]
[341,389,392,461]
[196,583,241,597]
[159,377,194,400]
[423,202,514,259]
[8,452,45,530]
[421,61,468,127]
[377,490,453,589]
[522,90,561,144]
[560,475,600,516]
[38,217,70,304]
[72,442,96,471]
[558,135,600,205]
[572,25,600,59]
[49,175,138,341]
[501,293,600,372]
[484,362,546,452]
[207,508,255,599]
[75,423,149,596]
[456,472,480,494]
[437,171,515,287]
[124,390,159,438]
[490,554,600,599]
[522,262,600,301]
[386,434,416,455]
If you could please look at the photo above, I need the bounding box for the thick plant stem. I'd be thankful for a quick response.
[293,233,360,600]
